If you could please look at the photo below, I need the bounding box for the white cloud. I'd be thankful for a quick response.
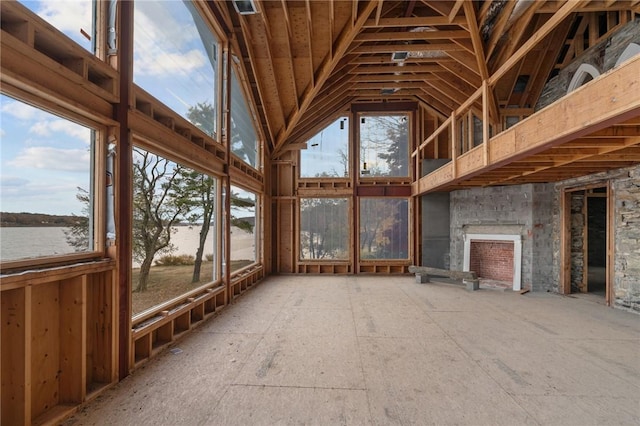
[135,48,207,77]
[1,176,29,189]
[29,120,91,141]
[9,147,90,172]
[133,1,208,77]
[36,1,92,38]
[0,99,45,121]
[134,1,198,52]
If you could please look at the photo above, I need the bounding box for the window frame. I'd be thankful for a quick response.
[357,112,411,181]
[357,196,411,262]
[129,140,224,316]
[298,197,351,262]
[298,115,351,180]
[228,182,261,273]
[0,93,107,273]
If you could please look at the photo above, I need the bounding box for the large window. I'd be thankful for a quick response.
[134,1,219,137]
[300,117,350,178]
[229,185,257,271]
[21,0,95,52]
[230,68,259,168]
[359,198,409,260]
[300,198,349,260]
[359,114,409,178]
[131,146,218,315]
[0,94,96,262]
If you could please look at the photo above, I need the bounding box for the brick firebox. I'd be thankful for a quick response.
[470,240,514,282]
[463,233,522,291]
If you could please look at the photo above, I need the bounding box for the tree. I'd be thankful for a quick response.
[378,199,408,259]
[230,190,255,233]
[132,148,192,292]
[187,102,215,137]
[64,187,90,251]
[300,198,348,259]
[175,169,216,283]
[377,116,409,176]
[360,115,408,177]
[185,103,217,283]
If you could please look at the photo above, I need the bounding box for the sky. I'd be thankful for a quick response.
[300,117,350,178]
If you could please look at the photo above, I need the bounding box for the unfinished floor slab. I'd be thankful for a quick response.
[65,276,640,426]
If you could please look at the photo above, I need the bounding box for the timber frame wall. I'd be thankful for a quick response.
[0,2,266,424]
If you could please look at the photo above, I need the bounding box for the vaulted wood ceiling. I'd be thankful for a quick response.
[209,0,640,179]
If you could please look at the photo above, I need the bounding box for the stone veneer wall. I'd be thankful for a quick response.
[570,194,586,293]
[449,184,555,291]
[613,167,640,312]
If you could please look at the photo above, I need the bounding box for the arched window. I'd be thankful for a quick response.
[615,43,640,67]
[567,63,600,94]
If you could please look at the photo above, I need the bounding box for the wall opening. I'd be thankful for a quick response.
[563,186,609,303]
[587,190,607,296]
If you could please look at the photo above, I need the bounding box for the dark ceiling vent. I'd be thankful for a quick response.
[381,88,398,95]
[514,75,530,93]
[233,0,258,15]
[391,51,409,62]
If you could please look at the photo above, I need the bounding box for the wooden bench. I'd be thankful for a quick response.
[408,266,480,291]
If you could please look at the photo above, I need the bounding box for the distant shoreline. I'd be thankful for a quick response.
[0,212,83,228]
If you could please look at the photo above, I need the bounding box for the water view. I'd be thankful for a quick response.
[1,226,256,264]
[1,227,76,260]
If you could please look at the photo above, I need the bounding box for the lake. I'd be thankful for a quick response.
[1,226,256,264]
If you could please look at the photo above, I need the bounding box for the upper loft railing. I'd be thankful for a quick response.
[412,54,640,195]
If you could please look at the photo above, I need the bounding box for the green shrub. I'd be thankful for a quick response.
[155,254,195,266]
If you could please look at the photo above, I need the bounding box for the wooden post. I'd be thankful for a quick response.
[560,190,572,294]
[482,80,490,166]
[450,111,457,178]
[606,182,613,306]
[223,41,232,303]
[116,0,133,380]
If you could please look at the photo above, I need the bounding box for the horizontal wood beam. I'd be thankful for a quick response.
[363,16,468,28]
[354,30,470,42]
[350,43,466,54]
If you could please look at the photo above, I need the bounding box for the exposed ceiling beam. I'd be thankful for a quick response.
[363,16,468,28]
[354,30,470,42]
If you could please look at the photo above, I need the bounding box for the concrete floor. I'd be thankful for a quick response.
[66,276,640,426]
